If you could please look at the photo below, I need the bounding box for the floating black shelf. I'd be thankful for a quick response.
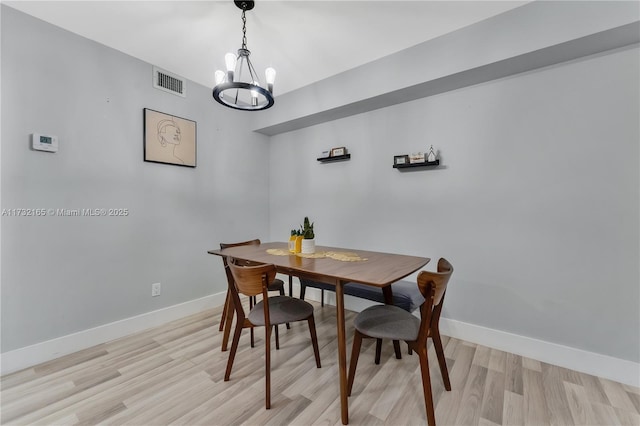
[393,160,440,169]
[317,154,351,163]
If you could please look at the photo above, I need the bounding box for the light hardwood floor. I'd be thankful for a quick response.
[2,302,639,425]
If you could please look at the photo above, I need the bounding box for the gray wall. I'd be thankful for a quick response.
[268,46,639,363]
[1,6,270,352]
[2,3,638,368]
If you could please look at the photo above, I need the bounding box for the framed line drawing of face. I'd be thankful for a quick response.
[144,108,196,167]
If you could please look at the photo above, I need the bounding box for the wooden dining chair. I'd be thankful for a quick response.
[218,239,286,351]
[225,259,322,409]
[346,258,454,426]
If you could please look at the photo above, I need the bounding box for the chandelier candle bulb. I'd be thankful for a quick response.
[214,70,225,85]
[265,67,276,93]
[224,53,236,81]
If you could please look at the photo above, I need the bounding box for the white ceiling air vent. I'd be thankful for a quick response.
[153,66,186,97]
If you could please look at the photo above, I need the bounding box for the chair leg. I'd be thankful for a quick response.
[417,347,436,426]
[408,342,413,355]
[279,286,291,330]
[393,340,402,359]
[219,290,230,332]
[321,289,325,307]
[221,294,235,352]
[308,315,321,368]
[432,326,451,391]
[274,325,280,350]
[347,330,363,396]
[375,338,382,365]
[249,297,255,348]
[265,325,271,409]
[224,319,244,381]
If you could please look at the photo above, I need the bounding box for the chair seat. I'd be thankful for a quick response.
[354,304,420,341]
[249,296,314,326]
[299,279,424,312]
[268,278,285,292]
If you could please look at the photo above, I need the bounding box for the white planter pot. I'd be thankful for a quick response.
[301,239,316,254]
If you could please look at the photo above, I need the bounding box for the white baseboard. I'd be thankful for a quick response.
[4,285,638,389]
[438,318,639,388]
[0,292,225,376]
[299,284,639,388]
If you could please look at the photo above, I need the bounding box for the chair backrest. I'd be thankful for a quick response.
[220,239,261,288]
[228,260,277,298]
[220,239,260,250]
[416,258,453,344]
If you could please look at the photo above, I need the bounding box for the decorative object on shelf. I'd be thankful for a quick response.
[331,147,347,157]
[212,1,276,111]
[393,147,441,170]
[144,108,197,167]
[394,155,409,166]
[300,216,316,254]
[317,147,350,162]
[427,145,437,162]
[409,152,426,164]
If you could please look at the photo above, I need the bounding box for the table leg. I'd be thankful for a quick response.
[382,286,402,359]
[335,280,349,424]
[289,275,293,297]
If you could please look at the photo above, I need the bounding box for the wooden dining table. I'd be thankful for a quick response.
[208,241,430,425]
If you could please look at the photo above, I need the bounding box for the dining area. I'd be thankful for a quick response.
[209,239,454,425]
[1,2,637,424]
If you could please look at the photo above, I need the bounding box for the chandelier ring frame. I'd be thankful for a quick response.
[212,82,275,111]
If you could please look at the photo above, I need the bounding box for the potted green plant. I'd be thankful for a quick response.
[300,216,316,254]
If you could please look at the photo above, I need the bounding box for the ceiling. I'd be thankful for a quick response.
[5,1,529,95]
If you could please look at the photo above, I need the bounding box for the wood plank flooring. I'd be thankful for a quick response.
[2,302,639,425]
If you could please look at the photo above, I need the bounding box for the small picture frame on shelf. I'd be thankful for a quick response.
[394,155,409,166]
[409,152,426,163]
[331,147,346,157]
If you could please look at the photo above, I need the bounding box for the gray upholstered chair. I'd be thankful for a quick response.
[225,259,321,409]
[218,239,286,351]
[346,258,453,426]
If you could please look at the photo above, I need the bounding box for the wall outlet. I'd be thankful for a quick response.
[151,282,161,297]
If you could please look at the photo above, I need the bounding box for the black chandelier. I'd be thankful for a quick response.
[213,1,275,111]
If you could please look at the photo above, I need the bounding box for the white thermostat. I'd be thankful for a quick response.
[32,133,58,152]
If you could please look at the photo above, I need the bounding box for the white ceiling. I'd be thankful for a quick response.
[5,1,529,95]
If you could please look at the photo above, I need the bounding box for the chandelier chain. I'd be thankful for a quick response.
[241,9,248,50]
